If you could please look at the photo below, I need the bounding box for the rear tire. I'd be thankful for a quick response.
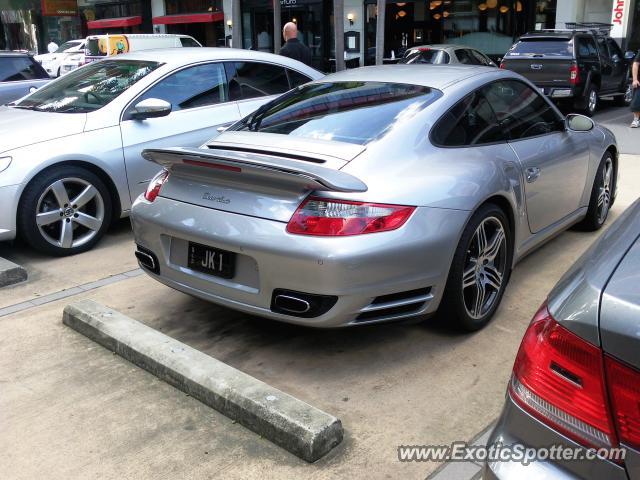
[17,166,112,256]
[576,152,614,231]
[440,204,513,332]
[576,85,599,116]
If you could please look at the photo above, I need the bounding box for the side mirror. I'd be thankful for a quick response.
[625,50,636,60]
[612,53,620,62]
[130,98,171,120]
[566,113,594,132]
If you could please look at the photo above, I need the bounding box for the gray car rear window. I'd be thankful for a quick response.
[234,81,441,145]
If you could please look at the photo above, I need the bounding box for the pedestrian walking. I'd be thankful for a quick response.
[631,50,640,128]
[278,22,312,67]
[47,38,59,53]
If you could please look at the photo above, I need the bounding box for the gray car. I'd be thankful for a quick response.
[399,44,496,67]
[0,52,51,104]
[484,197,640,479]
[0,48,322,255]
[130,64,618,330]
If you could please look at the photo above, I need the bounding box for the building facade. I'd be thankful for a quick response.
[1,0,638,60]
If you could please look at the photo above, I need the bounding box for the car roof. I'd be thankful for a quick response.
[408,44,478,51]
[312,64,500,90]
[520,31,576,40]
[111,47,320,72]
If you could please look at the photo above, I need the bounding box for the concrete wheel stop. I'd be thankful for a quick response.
[0,257,27,288]
[63,299,343,462]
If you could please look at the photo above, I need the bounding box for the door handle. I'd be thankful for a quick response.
[526,167,541,183]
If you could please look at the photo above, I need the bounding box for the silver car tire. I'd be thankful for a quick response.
[576,152,614,232]
[440,204,513,332]
[17,166,112,256]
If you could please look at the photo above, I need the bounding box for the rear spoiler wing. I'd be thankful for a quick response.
[141,147,368,193]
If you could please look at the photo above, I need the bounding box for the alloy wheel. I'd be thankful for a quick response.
[462,217,508,320]
[597,158,613,224]
[588,90,598,114]
[35,177,105,249]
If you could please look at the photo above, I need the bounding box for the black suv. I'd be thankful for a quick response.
[501,24,634,116]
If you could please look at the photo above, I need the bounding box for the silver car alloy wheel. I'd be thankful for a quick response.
[35,177,105,249]
[462,217,507,320]
[588,89,598,114]
[598,157,613,224]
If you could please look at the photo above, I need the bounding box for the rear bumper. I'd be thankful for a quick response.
[483,392,627,480]
[130,195,469,327]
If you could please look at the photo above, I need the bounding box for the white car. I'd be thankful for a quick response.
[0,48,322,255]
[34,39,85,77]
[60,33,201,76]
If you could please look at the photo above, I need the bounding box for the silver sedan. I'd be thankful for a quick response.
[131,65,618,330]
[0,48,322,255]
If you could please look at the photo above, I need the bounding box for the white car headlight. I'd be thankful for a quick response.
[0,156,12,173]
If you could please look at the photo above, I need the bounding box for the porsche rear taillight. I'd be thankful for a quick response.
[286,196,415,236]
[510,304,617,449]
[144,169,169,202]
[605,356,640,451]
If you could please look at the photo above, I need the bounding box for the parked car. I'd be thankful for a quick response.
[0,52,51,104]
[501,27,634,116]
[60,33,201,76]
[0,48,322,255]
[34,39,85,77]
[399,44,497,67]
[484,197,640,480]
[130,65,617,330]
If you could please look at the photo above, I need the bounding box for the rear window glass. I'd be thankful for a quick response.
[233,81,441,145]
[399,49,442,64]
[508,40,573,56]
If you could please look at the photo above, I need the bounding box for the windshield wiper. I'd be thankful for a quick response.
[10,104,37,110]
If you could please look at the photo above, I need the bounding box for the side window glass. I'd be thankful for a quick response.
[577,37,598,58]
[470,50,490,65]
[225,61,290,101]
[607,39,623,59]
[180,37,200,47]
[286,68,312,88]
[597,38,610,59]
[431,90,506,146]
[482,80,563,140]
[133,62,227,112]
[455,49,475,64]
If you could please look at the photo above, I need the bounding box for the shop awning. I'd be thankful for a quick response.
[87,16,142,30]
[152,13,224,25]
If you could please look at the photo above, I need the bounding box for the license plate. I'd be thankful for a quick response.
[187,242,236,279]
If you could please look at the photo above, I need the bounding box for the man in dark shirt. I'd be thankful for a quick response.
[631,50,640,128]
[279,22,312,67]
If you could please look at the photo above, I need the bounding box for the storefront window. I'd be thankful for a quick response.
[241,0,328,71]
[363,0,557,64]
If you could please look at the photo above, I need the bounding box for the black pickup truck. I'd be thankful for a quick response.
[501,28,634,116]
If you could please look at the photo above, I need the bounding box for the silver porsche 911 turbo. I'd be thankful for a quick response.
[130,64,618,331]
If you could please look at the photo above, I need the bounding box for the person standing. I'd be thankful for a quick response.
[631,50,640,128]
[47,38,59,53]
[278,22,312,66]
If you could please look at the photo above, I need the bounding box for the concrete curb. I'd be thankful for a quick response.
[0,257,27,288]
[62,299,343,462]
